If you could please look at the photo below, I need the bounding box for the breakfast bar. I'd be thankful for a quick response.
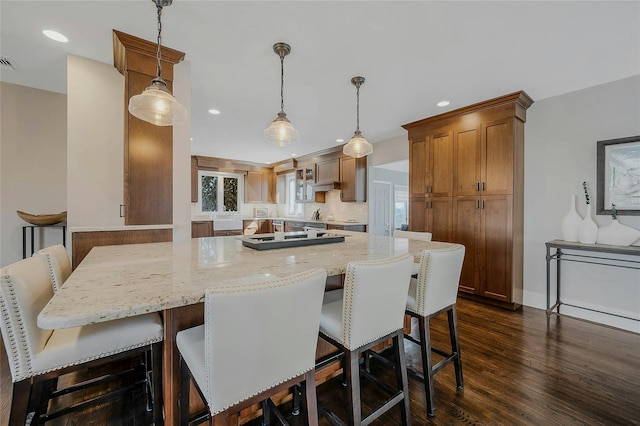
[38,231,458,425]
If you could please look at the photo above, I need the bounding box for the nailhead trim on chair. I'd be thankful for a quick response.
[203,268,326,415]
[1,273,163,382]
[37,251,62,293]
[341,254,414,350]
[407,246,463,317]
[209,366,314,416]
[0,275,32,382]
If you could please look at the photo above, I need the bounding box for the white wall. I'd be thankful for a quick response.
[67,55,124,229]
[172,60,192,242]
[524,75,640,332]
[0,82,67,267]
[369,134,408,166]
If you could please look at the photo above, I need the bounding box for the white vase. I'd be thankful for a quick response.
[578,204,598,244]
[596,219,640,246]
[561,194,582,242]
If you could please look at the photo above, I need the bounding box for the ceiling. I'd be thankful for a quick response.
[1,1,639,165]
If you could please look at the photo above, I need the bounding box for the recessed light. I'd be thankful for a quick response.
[43,30,68,43]
[208,109,220,115]
[437,100,450,107]
[190,137,193,141]
[336,138,344,143]
[290,153,297,157]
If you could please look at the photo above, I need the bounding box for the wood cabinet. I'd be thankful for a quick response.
[245,171,275,204]
[403,91,532,309]
[316,158,340,183]
[339,156,367,202]
[213,230,243,237]
[191,157,198,203]
[191,221,213,238]
[295,166,316,203]
[243,219,272,235]
[113,31,185,226]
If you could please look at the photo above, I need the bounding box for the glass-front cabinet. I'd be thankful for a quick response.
[295,166,315,203]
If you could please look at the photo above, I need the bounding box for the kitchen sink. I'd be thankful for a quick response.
[213,218,243,230]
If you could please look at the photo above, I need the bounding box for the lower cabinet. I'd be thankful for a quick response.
[191,221,213,238]
[327,224,367,232]
[453,195,516,306]
[213,229,243,237]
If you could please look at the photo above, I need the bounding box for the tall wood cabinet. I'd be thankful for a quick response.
[403,91,533,309]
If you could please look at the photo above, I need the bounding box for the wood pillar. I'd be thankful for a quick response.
[113,30,185,225]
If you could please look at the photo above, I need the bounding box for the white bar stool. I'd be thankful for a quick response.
[317,254,414,426]
[34,244,71,292]
[405,245,465,416]
[0,256,164,425]
[176,268,327,425]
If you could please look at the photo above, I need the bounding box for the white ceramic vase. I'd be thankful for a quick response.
[596,219,640,246]
[561,194,582,242]
[578,204,598,244]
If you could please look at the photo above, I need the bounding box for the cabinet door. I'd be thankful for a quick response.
[453,197,480,294]
[245,172,263,203]
[429,131,454,197]
[191,160,198,203]
[482,119,513,195]
[453,124,481,197]
[409,138,427,197]
[191,221,212,238]
[316,159,339,183]
[340,157,366,202]
[480,195,513,302]
[259,220,273,234]
[409,198,426,232]
[295,169,306,202]
[427,197,453,242]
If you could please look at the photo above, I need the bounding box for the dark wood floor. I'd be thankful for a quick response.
[2,298,639,425]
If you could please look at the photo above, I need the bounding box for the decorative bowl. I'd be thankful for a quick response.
[16,210,67,226]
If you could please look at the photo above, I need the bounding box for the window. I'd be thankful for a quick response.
[197,170,243,214]
[286,172,303,216]
[394,185,408,230]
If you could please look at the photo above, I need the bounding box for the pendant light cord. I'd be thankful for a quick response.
[355,83,360,133]
[156,2,163,79]
[279,52,285,113]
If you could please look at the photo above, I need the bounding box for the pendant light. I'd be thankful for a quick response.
[264,42,299,147]
[128,0,186,127]
[343,76,373,158]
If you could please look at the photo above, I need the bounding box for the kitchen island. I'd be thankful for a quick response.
[38,231,459,425]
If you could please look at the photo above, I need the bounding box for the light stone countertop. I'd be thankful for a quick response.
[38,232,459,329]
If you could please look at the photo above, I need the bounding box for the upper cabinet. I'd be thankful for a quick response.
[245,170,275,204]
[339,156,367,202]
[295,165,316,203]
[316,158,340,183]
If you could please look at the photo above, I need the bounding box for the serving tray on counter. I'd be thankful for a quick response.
[241,232,345,250]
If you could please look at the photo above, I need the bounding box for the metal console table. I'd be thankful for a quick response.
[546,239,640,324]
[22,223,67,259]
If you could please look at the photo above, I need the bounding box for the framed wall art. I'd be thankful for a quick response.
[596,135,640,216]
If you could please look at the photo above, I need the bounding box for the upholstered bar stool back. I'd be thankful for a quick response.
[0,256,164,425]
[35,244,71,292]
[405,245,465,416]
[318,254,414,425]
[177,268,327,425]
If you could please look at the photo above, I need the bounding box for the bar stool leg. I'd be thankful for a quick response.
[344,349,361,425]
[418,315,436,416]
[448,307,464,390]
[392,331,411,426]
[304,370,319,426]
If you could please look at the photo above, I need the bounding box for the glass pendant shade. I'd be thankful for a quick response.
[127,0,186,127]
[264,111,300,147]
[129,78,186,126]
[343,76,373,158]
[343,130,373,158]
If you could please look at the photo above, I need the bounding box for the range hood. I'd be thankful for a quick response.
[311,181,341,192]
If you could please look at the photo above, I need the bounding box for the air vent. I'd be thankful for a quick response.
[0,56,15,70]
